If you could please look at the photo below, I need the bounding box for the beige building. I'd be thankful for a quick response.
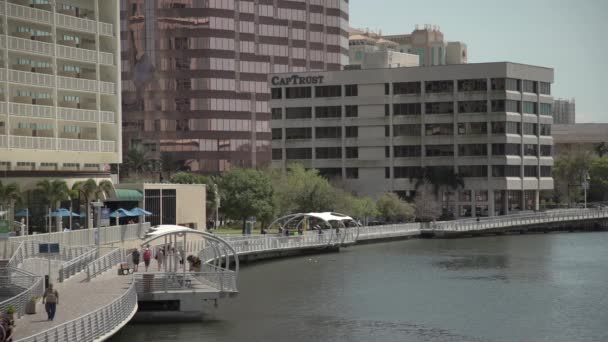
[553,123,608,155]
[349,33,419,69]
[270,62,554,217]
[113,183,206,230]
[0,0,121,187]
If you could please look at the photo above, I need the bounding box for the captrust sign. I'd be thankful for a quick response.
[271,75,325,86]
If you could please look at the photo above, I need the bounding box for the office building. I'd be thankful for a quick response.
[553,123,608,155]
[120,0,349,173]
[0,0,121,188]
[552,98,575,124]
[349,31,419,69]
[270,62,554,217]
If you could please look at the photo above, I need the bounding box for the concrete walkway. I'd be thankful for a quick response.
[13,269,132,340]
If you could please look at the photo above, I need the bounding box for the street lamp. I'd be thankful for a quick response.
[582,173,590,209]
[91,201,103,257]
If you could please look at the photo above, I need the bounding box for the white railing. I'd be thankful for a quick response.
[0,101,6,114]
[17,277,138,342]
[99,81,115,94]
[57,75,98,93]
[9,69,54,88]
[7,241,26,269]
[98,22,114,36]
[0,135,6,148]
[7,2,52,24]
[58,138,98,152]
[8,36,54,56]
[0,68,5,82]
[0,268,44,319]
[57,107,98,122]
[197,264,238,292]
[100,140,115,152]
[9,102,55,119]
[0,35,4,48]
[86,248,124,281]
[56,44,98,64]
[10,136,56,150]
[9,223,150,247]
[99,52,114,66]
[357,223,422,240]
[58,248,99,282]
[134,271,237,293]
[55,12,97,34]
[99,110,115,123]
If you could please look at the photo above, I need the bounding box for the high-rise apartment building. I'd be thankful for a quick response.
[270,62,554,217]
[120,0,349,173]
[552,98,575,124]
[0,0,121,186]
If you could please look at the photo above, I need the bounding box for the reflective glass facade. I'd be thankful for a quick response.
[120,0,349,173]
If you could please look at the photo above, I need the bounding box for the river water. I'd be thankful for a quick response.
[111,232,608,342]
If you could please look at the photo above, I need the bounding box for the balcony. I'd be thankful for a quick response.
[0,68,5,82]
[7,2,52,25]
[0,135,6,148]
[0,102,6,114]
[9,69,54,88]
[99,81,115,95]
[8,36,54,56]
[9,102,55,119]
[56,44,97,64]
[55,12,96,34]
[100,141,115,152]
[99,111,115,123]
[57,75,98,93]
[58,138,98,152]
[9,135,55,150]
[98,22,113,37]
[99,52,114,66]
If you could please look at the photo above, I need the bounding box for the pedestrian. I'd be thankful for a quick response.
[132,249,140,272]
[156,247,166,272]
[42,284,59,321]
[143,247,152,272]
[0,313,14,341]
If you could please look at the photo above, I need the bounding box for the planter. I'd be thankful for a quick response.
[25,300,36,315]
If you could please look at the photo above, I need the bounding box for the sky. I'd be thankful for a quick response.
[349,0,608,123]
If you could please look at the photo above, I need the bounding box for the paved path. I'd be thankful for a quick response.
[13,268,131,340]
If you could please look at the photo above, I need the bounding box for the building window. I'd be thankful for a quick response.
[491,100,521,113]
[286,86,311,99]
[394,167,422,179]
[492,122,521,135]
[459,190,472,201]
[316,106,341,119]
[344,84,358,97]
[524,166,538,177]
[523,102,538,114]
[385,83,390,95]
[271,128,282,140]
[539,103,552,116]
[315,85,341,98]
[539,124,551,136]
[476,191,489,201]
[492,165,520,177]
[272,149,282,160]
[285,107,312,119]
[394,124,421,137]
[393,103,421,115]
[523,123,538,135]
[540,145,553,156]
[271,88,282,99]
[458,79,487,92]
[458,101,487,113]
[271,108,282,120]
[316,126,342,139]
[345,105,358,117]
[492,144,521,156]
[385,167,391,179]
[539,82,551,95]
[522,80,537,93]
[541,166,552,177]
[491,78,520,91]
[425,80,453,93]
[317,168,342,179]
[385,104,390,116]
[458,144,488,156]
[393,82,421,95]
[425,124,453,136]
[523,144,538,156]
[346,147,358,159]
[286,148,312,160]
[285,128,312,140]
[426,102,453,114]
[345,126,358,138]
[394,145,421,157]
[346,168,359,179]
[458,122,487,135]
[316,147,342,159]
[426,145,454,157]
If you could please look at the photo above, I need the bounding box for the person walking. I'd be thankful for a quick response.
[143,247,152,272]
[42,284,59,321]
[131,249,140,272]
[156,247,166,272]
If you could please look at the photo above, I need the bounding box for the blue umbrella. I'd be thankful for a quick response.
[15,209,31,217]
[130,207,152,216]
[110,208,137,218]
[50,208,81,217]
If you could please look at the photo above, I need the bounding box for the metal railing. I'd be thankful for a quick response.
[0,135,6,148]
[98,22,114,36]
[6,2,52,24]
[357,223,421,240]
[99,52,114,66]
[56,44,98,64]
[55,12,97,34]
[57,107,97,122]
[7,241,26,269]
[58,138,99,152]
[0,101,6,114]
[9,136,55,150]
[134,271,237,293]
[9,102,55,119]
[17,277,138,342]
[8,36,54,56]
[58,248,98,282]
[100,140,115,152]
[9,69,54,88]
[99,81,115,94]
[0,268,44,319]
[86,248,124,281]
[99,110,115,123]
[57,75,98,93]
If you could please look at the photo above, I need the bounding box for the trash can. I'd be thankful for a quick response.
[245,221,253,235]
[44,275,50,289]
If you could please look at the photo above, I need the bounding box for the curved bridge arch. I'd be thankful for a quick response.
[267,212,361,242]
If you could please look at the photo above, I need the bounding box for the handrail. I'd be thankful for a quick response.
[0,268,44,319]
[58,248,98,282]
[7,241,25,269]
[17,277,138,342]
[86,248,124,281]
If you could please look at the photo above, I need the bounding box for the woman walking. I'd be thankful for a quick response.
[42,284,59,321]
[156,247,166,272]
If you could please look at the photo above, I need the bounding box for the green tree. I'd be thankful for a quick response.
[414,183,442,222]
[376,192,414,223]
[594,142,608,158]
[351,196,379,225]
[553,150,593,204]
[274,164,336,215]
[0,181,21,225]
[218,168,275,233]
[71,179,114,228]
[124,147,152,179]
[35,180,70,232]
[589,157,608,201]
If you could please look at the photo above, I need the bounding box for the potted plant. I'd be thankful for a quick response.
[6,305,16,323]
[26,296,38,315]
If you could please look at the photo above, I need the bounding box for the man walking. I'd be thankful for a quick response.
[42,284,59,321]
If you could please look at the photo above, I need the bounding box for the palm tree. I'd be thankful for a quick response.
[0,181,21,225]
[124,147,152,179]
[35,180,70,232]
[71,179,114,228]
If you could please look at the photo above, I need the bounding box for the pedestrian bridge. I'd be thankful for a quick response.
[0,208,606,341]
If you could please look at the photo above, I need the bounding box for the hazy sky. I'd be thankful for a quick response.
[350,0,608,123]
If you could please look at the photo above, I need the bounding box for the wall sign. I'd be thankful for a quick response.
[271,75,325,86]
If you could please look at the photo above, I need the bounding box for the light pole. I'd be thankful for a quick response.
[92,201,103,257]
[214,184,219,230]
[583,173,590,209]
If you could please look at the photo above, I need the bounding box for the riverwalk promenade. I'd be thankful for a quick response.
[2,208,608,341]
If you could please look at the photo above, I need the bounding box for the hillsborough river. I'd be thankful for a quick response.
[112,232,608,342]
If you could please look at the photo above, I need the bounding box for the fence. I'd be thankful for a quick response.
[86,248,125,281]
[357,223,422,240]
[17,278,138,342]
[134,271,237,294]
[58,248,99,282]
[0,268,44,319]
